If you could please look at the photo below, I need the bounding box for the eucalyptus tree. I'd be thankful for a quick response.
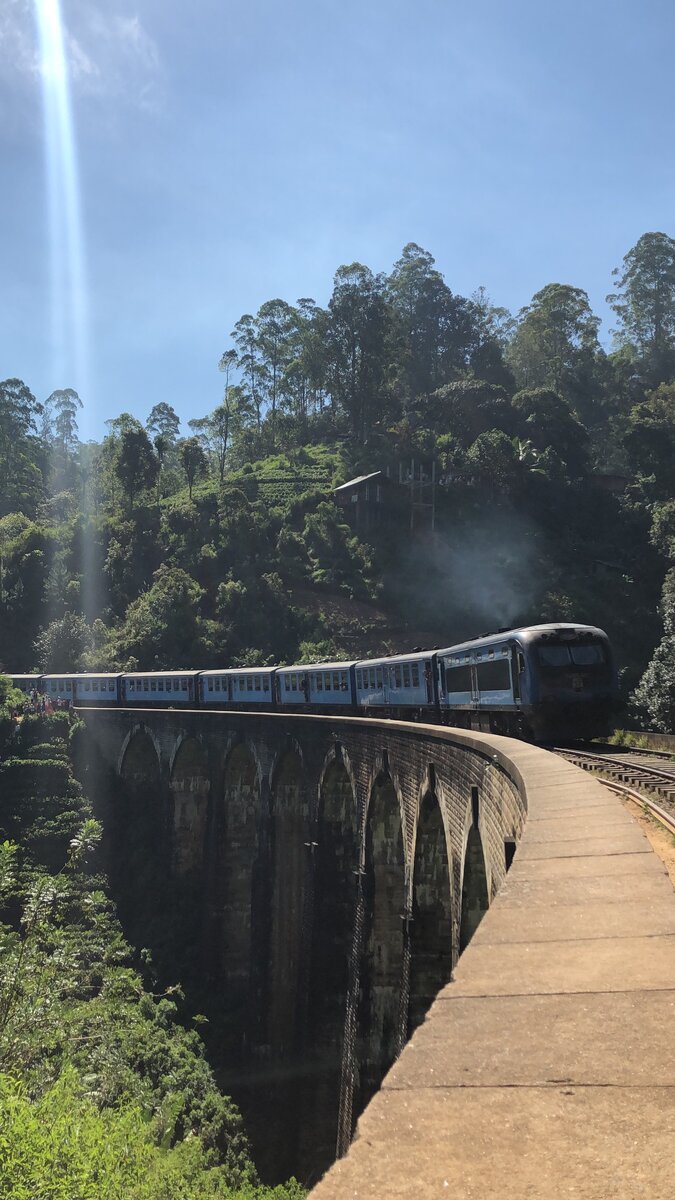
[607,232,675,387]
[0,378,44,516]
[231,313,264,433]
[114,426,159,513]
[146,403,181,497]
[507,284,602,424]
[189,387,253,483]
[327,263,388,442]
[386,244,479,403]
[179,436,208,499]
[280,298,330,428]
[43,388,82,493]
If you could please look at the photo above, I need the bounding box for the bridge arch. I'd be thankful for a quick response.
[207,740,263,1054]
[358,769,406,1109]
[169,735,210,876]
[116,727,167,956]
[409,782,453,1032]
[119,725,161,781]
[459,798,490,952]
[268,747,310,1060]
[303,747,360,1175]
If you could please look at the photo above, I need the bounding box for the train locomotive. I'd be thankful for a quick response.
[10,622,617,743]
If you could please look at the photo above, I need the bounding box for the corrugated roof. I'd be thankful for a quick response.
[333,471,385,493]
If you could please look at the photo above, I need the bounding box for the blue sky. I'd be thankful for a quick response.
[1,0,673,441]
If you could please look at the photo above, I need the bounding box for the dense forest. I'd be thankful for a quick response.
[1,231,675,726]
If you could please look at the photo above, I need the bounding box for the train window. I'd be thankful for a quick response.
[488,650,495,660]
[571,644,605,665]
[143,679,149,691]
[445,664,472,691]
[332,672,340,690]
[477,659,511,691]
[207,678,213,691]
[538,645,571,667]
[158,679,165,691]
[394,666,402,688]
[464,655,470,663]
[85,680,91,691]
[411,664,420,687]
[316,673,323,691]
[93,680,99,691]
[109,681,115,691]
[341,672,348,690]
[246,676,253,691]
[181,679,188,691]
[518,653,525,674]
[501,646,509,655]
[376,668,383,687]
[402,665,411,688]
[150,680,157,691]
[255,676,261,691]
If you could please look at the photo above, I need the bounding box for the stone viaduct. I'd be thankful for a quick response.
[80,708,526,1182]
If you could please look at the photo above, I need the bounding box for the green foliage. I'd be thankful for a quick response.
[0,1070,305,1200]
[0,715,306,1197]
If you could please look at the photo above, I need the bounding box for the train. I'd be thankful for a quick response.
[9,622,618,743]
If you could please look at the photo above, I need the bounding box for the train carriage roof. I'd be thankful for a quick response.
[437,623,608,657]
[122,670,201,678]
[199,667,277,677]
[277,661,358,674]
[355,650,436,669]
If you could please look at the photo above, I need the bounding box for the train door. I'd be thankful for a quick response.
[510,644,522,702]
[470,659,480,709]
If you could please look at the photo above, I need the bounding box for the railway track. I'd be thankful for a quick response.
[553,745,675,835]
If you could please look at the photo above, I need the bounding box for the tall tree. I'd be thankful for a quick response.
[180,437,207,499]
[327,263,388,442]
[189,388,252,484]
[255,299,297,447]
[0,379,44,516]
[231,314,264,433]
[386,244,479,402]
[146,402,181,444]
[507,284,601,412]
[607,232,675,386]
[114,428,159,513]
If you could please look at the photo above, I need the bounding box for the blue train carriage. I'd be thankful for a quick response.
[42,674,78,704]
[122,671,201,706]
[9,674,44,695]
[355,651,438,718]
[199,667,277,709]
[72,673,123,705]
[276,662,357,712]
[437,636,516,733]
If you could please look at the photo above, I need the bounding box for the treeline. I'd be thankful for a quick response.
[0,232,674,724]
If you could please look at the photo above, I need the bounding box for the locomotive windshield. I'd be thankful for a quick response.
[537,641,606,668]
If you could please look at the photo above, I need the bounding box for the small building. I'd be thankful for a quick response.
[333,471,404,532]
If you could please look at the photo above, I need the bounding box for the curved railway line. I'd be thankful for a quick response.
[553,744,675,836]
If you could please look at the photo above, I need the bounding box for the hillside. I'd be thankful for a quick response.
[0,233,674,725]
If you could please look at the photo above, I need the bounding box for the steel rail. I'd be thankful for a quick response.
[597,777,675,839]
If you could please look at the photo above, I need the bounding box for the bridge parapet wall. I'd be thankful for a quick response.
[79,709,529,1180]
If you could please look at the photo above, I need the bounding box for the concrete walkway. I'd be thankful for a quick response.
[311,738,675,1199]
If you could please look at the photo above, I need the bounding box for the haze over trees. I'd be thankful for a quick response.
[0,231,674,723]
